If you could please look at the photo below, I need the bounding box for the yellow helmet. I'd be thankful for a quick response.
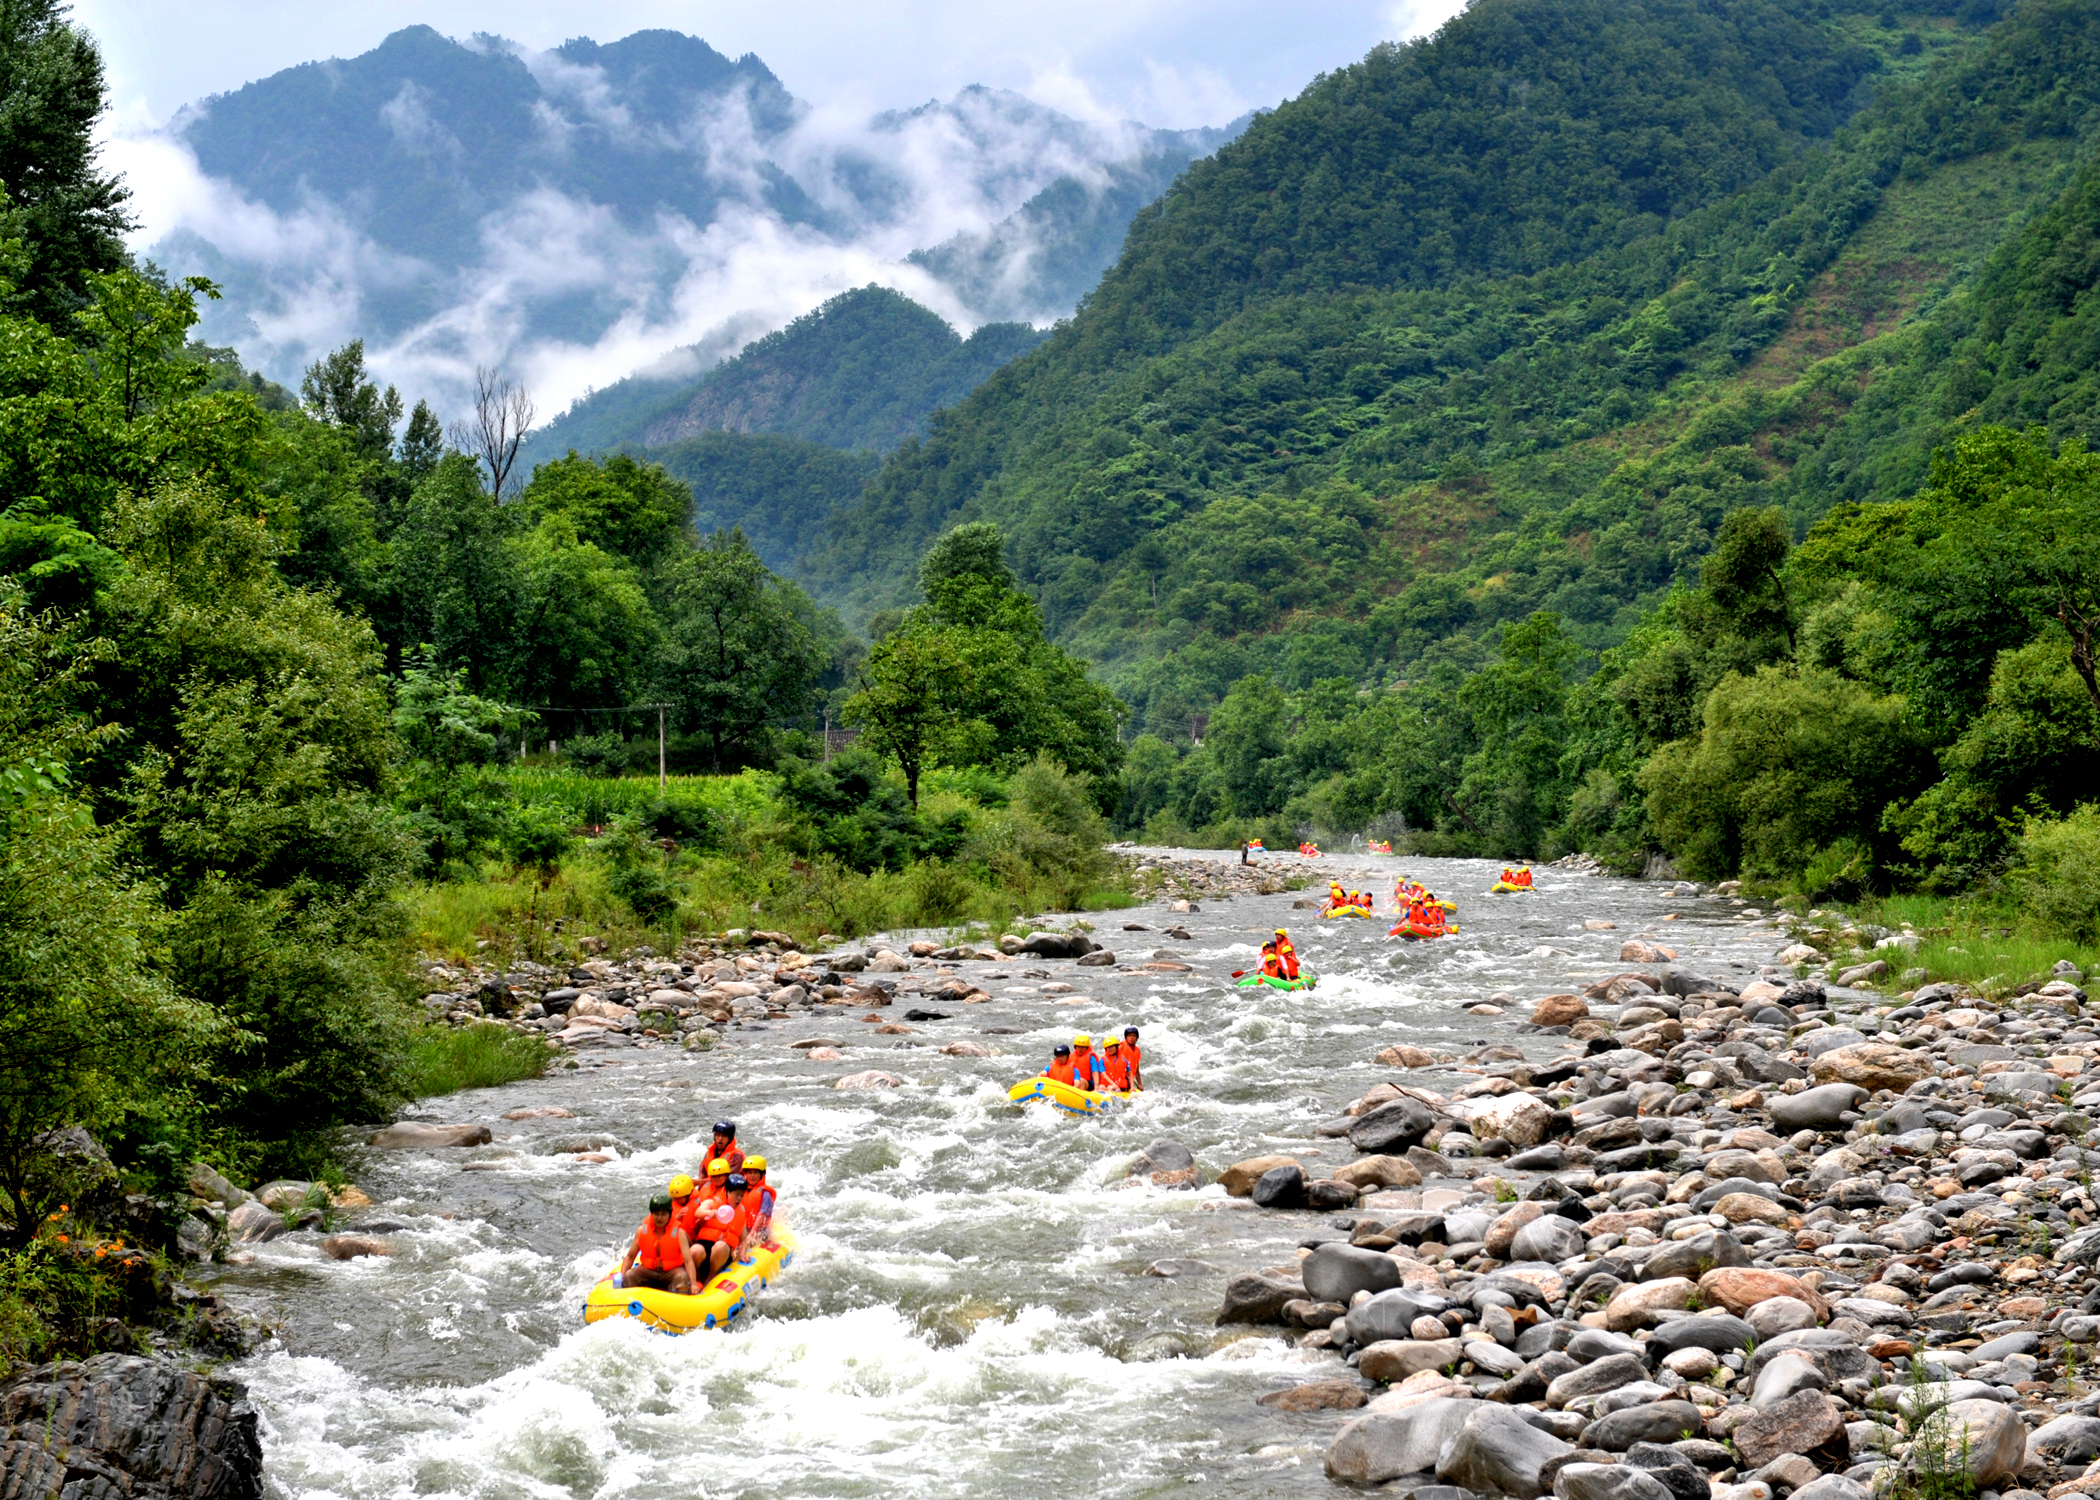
[669,1174,695,1197]
[743,1156,766,1172]
[707,1159,732,1177]
[1104,1036,1121,1048]
[1073,1034,1091,1046]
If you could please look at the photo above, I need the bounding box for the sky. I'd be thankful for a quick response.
[78,0,1471,133]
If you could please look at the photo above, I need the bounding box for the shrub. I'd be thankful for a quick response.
[2009,806,2100,942]
[399,1023,548,1099]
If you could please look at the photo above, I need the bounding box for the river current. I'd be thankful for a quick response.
[206,852,1786,1500]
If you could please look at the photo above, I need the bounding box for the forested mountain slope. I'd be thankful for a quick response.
[802,0,2088,741]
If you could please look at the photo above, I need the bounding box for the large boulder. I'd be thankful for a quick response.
[1303,1243,1406,1304]
[1334,1155,1423,1190]
[0,1353,263,1500]
[1215,1274,1300,1325]
[1348,1288,1452,1346]
[368,1121,491,1149]
[1583,1401,1707,1451]
[1809,1044,1932,1092]
[1697,1268,1830,1322]
[1469,1093,1555,1147]
[1732,1390,1848,1471]
[1555,1464,1677,1500]
[1437,1403,1574,1498]
[1325,1399,1476,1485]
[1533,995,1590,1027]
[1351,1097,1438,1154]
[1511,1215,1588,1263]
[1926,1399,2028,1488]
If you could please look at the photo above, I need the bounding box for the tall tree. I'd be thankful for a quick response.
[0,0,131,326]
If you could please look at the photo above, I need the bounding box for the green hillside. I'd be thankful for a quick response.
[802,0,2082,732]
[646,432,880,576]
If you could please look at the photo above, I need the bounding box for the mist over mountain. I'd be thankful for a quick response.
[143,25,1242,421]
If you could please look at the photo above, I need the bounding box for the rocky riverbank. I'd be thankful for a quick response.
[0,1353,263,1500]
[1184,919,2100,1500]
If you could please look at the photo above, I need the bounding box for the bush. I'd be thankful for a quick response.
[2009,806,2100,942]
[399,1023,549,1098]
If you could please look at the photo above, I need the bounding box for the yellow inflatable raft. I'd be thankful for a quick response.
[1008,1076,1129,1115]
[582,1229,798,1334]
[1319,905,1374,919]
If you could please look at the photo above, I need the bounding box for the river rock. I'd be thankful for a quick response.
[1470,1093,1555,1147]
[1486,1202,1548,1256]
[1556,1463,1677,1500]
[1511,1215,1588,1263]
[1648,1314,1755,1356]
[1713,1193,1789,1226]
[1787,1480,1864,1500]
[1334,1154,1422,1189]
[834,1071,903,1089]
[1220,1155,1300,1195]
[226,1201,283,1244]
[0,1353,264,1500]
[1583,1401,1706,1451]
[1697,1269,1830,1321]
[1261,1380,1368,1412]
[1304,1243,1406,1303]
[1326,1398,1476,1485]
[1252,1164,1308,1208]
[1437,1402,1573,1498]
[1606,1278,1695,1331]
[1360,1338,1464,1384]
[500,1105,576,1119]
[1216,1273,1300,1325]
[1130,1140,1201,1187]
[320,1235,389,1261]
[2027,1415,2100,1466]
[1641,1232,1750,1283]
[185,1161,249,1208]
[1626,1442,1712,1500]
[1732,1391,1848,1470]
[368,1122,492,1149]
[1547,1353,1649,1409]
[1929,1399,2028,1486]
[1768,1084,1868,1133]
[1749,1350,1826,1407]
[1532,994,1590,1027]
[1352,1097,1438,1154]
[1348,1289,1452,1345]
[1808,1044,1931,1091]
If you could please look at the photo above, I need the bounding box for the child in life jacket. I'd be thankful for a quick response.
[742,1157,776,1240]
[615,1193,693,1293]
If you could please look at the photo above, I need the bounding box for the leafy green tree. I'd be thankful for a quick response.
[655,529,826,770]
[503,512,657,712]
[845,629,974,807]
[392,649,521,871]
[1453,613,1583,855]
[0,0,131,325]
[74,270,219,421]
[518,451,690,566]
[391,454,519,691]
[300,341,402,464]
[1205,673,1292,818]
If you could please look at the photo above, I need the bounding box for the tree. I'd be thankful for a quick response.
[393,648,522,871]
[75,269,219,422]
[0,0,132,326]
[502,513,656,712]
[300,341,402,464]
[452,365,533,501]
[655,529,825,770]
[1205,673,1292,818]
[844,629,973,807]
[391,454,519,691]
[519,451,690,566]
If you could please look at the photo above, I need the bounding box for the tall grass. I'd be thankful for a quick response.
[1796,889,2100,997]
[399,1023,550,1098]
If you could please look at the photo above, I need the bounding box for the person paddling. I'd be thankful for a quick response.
[1273,929,1300,980]
[1101,1036,1129,1091]
[1122,1026,1144,1091]
[743,1157,776,1240]
[614,1193,693,1294]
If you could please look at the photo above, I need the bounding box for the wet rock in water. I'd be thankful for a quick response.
[1142,1258,1214,1278]
[1360,1338,1465,1383]
[1252,1163,1308,1208]
[500,1105,575,1120]
[1555,1463,1678,1500]
[1216,1273,1302,1326]
[1303,1243,1405,1303]
[1376,1045,1445,1069]
[1325,1398,1476,1485]
[1130,1139,1196,1175]
[1731,1391,1848,1471]
[319,1235,389,1261]
[369,1122,492,1149]
[1767,1084,1867,1133]
[1532,994,1589,1027]
[1219,1155,1300,1196]
[805,1047,844,1061]
[1437,1402,1574,1498]
[1306,1178,1360,1209]
[939,1041,993,1056]
[1259,1379,1368,1412]
[1351,1097,1438,1154]
[226,1201,283,1244]
[903,1008,951,1022]
[0,1352,264,1500]
[1075,950,1116,967]
[1127,1333,1195,1361]
[833,1071,903,1090]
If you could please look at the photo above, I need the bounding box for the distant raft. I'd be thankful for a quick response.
[582,1229,798,1334]
[1008,1076,1128,1115]
[1319,904,1374,919]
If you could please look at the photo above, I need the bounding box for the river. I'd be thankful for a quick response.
[205,852,1783,1500]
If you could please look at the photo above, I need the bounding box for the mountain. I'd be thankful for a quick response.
[798,0,2077,736]
[149,31,1241,411]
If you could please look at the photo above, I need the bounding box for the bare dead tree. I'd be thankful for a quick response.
[449,365,535,500]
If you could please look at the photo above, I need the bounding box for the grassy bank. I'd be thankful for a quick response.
[1788,890,2100,999]
[399,1023,551,1096]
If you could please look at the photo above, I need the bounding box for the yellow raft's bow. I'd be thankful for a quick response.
[582,1229,798,1334]
[1007,1076,1128,1115]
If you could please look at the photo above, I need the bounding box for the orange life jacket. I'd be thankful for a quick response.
[1260,948,1282,977]
[696,1197,747,1245]
[1046,1057,1076,1085]
[634,1218,682,1272]
[671,1196,701,1240]
[1101,1050,1129,1090]
[701,1142,744,1176]
[1123,1042,1141,1083]
[1277,940,1299,979]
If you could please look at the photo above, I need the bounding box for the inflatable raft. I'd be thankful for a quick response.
[583,1229,798,1333]
[1008,1076,1128,1115]
[1319,905,1374,919]
[1389,921,1460,941]
[1490,881,1536,894]
[1234,971,1318,992]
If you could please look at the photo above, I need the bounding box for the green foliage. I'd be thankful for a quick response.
[397,1022,547,1099]
[646,430,878,575]
[2008,806,2100,942]
[775,748,966,873]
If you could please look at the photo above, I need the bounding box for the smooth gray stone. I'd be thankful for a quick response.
[1583,1401,1708,1451]
[1437,1403,1574,1498]
[1788,1478,1868,1500]
[1353,1096,1438,1153]
[1555,1464,1676,1500]
[1751,1350,1829,1407]
[1546,1352,1649,1409]
[1648,1314,1755,1356]
[1972,1331,2041,1361]
[1325,1399,1476,1486]
[1511,1215,1588,1263]
[1690,1177,1785,1212]
[1626,1441,1713,1500]
[1467,1339,1528,1377]
[1641,1231,1750,1283]
[1303,1242,1405,1303]
[1800,1029,1867,1057]
[2028,1415,2100,1463]
[1746,1329,1881,1385]
[1769,1084,1868,1132]
[1346,1288,1452,1346]
[1566,1328,1643,1363]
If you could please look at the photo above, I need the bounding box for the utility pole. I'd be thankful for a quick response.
[658,705,666,791]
